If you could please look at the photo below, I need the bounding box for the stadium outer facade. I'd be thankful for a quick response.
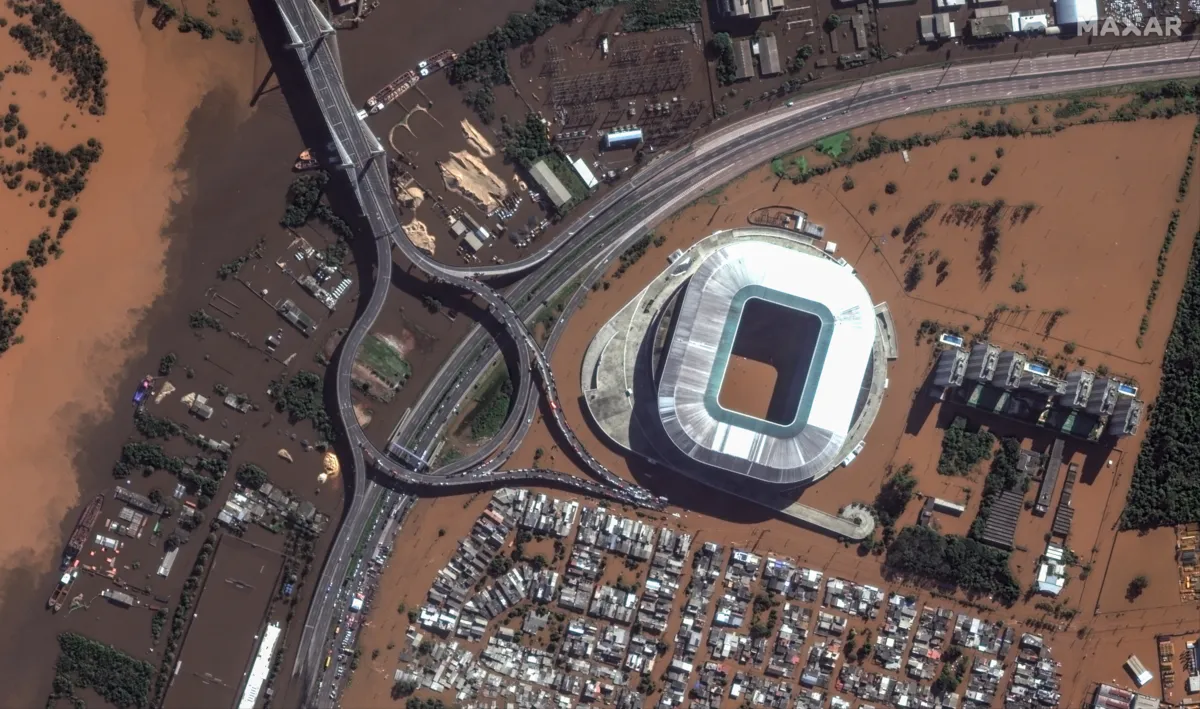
[582,227,896,518]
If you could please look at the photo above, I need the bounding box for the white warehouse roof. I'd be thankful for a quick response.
[1054,0,1098,25]
[656,240,876,486]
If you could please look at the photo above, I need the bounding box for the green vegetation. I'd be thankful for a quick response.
[1139,209,1182,347]
[279,173,353,266]
[610,232,667,279]
[404,698,451,709]
[448,0,611,89]
[937,417,994,476]
[903,258,923,291]
[970,437,1024,540]
[151,533,219,705]
[26,140,104,208]
[158,352,177,376]
[873,463,917,532]
[622,0,699,32]
[464,86,495,124]
[467,370,512,440]
[1010,273,1027,293]
[1126,574,1149,600]
[823,13,841,32]
[502,112,552,167]
[816,132,851,159]
[270,371,336,442]
[8,0,108,114]
[358,334,412,388]
[188,308,223,332]
[709,32,737,86]
[1121,229,1200,530]
[49,632,154,709]
[1052,98,1101,120]
[841,175,855,191]
[885,525,1020,605]
[884,181,898,194]
[948,167,959,182]
[788,44,813,73]
[236,463,268,489]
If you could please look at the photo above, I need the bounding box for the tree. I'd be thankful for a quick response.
[842,175,855,191]
[235,463,268,489]
[824,13,842,31]
[709,32,737,86]
[937,417,995,475]
[885,181,898,194]
[1126,575,1149,600]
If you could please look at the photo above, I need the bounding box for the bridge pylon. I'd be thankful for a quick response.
[305,0,337,37]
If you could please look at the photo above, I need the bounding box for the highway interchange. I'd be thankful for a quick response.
[270,1,1200,701]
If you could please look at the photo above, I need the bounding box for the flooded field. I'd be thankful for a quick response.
[337,102,1200,708]
[164,537,284,709]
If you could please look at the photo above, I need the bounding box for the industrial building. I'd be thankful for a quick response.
[733,39,755,82]
[1054,0,1099,27]
[529,158,573,209]
[603,128,644,150]
[757,34,783,76]
[920,13,958,42]
[716,0,785,19]
[928,341,1144,441]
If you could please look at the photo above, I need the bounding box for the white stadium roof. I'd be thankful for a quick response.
[1054,0,1098,25]
[656,240,876,486]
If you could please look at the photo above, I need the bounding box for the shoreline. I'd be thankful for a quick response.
[0,1,259,701]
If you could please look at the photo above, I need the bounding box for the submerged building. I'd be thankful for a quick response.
[928,342,1144,441]
[582,227,896,538]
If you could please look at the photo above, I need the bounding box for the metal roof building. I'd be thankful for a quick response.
[656,240,877,487]
[529,158,573,208]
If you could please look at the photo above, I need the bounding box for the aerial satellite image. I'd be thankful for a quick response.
[0,0,1197,708]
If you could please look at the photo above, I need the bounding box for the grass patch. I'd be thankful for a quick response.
[358,334,411,387]
[467,367,513,440]
[816,132,851,159]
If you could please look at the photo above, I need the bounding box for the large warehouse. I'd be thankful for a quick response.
[582,227,895,501]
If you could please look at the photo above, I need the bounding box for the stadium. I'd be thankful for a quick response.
[583,226,896,503]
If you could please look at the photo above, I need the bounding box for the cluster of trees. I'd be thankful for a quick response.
[873,463,917,530]
[709,32,737,86]
[49,632,154,709]
[152,533,219,705]
[188,308,223,332]
[29,138,104,209]
[448,0,602,89]
[236,462,269,490]
[279,172,353,266]
[936,417,995,476]
[787,132,945,186]
[112,441,183,478]
[502,112,552,167]
[970,437,1024,540]
[1121,228,1200,529]
[270,370,336,442]
[788,44,813,73]
[133,409,185,440]
[468,374,513,440]
[612,232,665,278]
[464,86,496,124]
[885,525,1021,606]
[404,698,451,709]
[9,0,108,114]
[621,0,700,32]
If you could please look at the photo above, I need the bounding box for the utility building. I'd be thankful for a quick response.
[529,158,573,209]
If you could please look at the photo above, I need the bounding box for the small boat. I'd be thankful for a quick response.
[132,376,153,405]
[294,149,319,172]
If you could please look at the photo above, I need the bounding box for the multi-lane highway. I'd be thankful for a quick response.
[271,0,1200,700]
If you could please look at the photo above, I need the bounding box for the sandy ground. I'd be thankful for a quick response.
[0,0,254,614]
[340,108,1200,708]
[403,219,436,255]
[439,150,507,213]
[461,119,495,159]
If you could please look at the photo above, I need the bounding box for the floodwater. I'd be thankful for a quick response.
[336,107,1200,708]
[0,0,253,614]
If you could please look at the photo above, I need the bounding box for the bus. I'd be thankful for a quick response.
[325,655,332,669]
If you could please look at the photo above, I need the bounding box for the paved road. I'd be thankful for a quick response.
[271,1,1200,700]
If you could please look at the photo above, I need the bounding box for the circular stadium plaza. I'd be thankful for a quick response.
[582,225,895,497]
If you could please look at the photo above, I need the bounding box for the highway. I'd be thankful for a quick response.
[270,0,1200,701]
